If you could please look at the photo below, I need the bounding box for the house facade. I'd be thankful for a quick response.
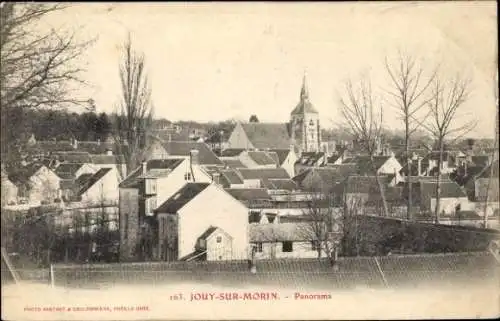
[77,167,120,205]
[249,223,324,259]
[155,183,249,261]
[1,172,18,206]
[9,164,61,205]
[119,154,214,260]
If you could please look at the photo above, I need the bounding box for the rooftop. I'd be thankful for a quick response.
[238,168,290,180]
[161,141,223,165]
[76,168,112,196]
[240,123,291,150]
[155,182,211,213]
[119,158,184,188]
[250,223,315,242]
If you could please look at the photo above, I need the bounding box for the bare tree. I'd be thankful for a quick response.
[384,52,438,220]
[482,65,499,228]
[422,73,475,223]
[1,3,93,166]
[300,187,366,264]
[112,33,154,178]
[339,76,390,217]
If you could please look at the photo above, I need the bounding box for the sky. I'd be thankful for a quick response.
[43,2,497,138]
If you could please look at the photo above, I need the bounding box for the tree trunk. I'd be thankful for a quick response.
[434,138,444,224]
[370,155,390,217]
[405,117,413,221]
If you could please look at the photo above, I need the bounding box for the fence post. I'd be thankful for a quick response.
[374,257,388,288]
[50,264,55,288]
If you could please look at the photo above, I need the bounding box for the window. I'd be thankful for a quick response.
[311,240,320,251]
[184,172,192,181]
[255,242,263,253]
[149,197,157,210]
[282,241,293,252]
[216,236,222,243]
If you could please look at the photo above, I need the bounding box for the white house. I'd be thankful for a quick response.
[155,182,249,261]
[76,167,120,205]
[249,223,325,259]
[118,152,214,260]
[1,168,18,206]
[419,180,471,216]
[8,163,61,205]
[89,154,127,180]
[270,148,298,178]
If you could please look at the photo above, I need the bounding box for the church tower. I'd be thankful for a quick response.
[290,74,321,153]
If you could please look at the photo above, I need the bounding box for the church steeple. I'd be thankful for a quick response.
[300,72,309,101]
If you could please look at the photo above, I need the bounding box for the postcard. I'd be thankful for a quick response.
[1,1,499,320]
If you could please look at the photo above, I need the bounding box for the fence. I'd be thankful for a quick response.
[46,251,499,290]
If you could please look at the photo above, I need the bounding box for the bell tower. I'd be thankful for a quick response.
[290,73,321,153]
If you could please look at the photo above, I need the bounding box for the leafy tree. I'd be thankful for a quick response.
[249,115,259,123]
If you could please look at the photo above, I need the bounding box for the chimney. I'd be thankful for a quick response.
[417,157,422,177]
[190,149,199,166]
[212,172,220,185]
[142,161,147,174]
[97,138,101,146]
[106,149,113,156]
[73,138,78,149]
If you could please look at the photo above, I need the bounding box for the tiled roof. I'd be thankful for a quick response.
[220,169,244,185]
[326,153,342,164]
[161,141,223,165]
[470,155,492,168]
[476,159,499,178]
[264,179,298,191]
[8,163,45,185]
[292,168,312,186]
[119,158,184,188]
[420,180,467,199]
[220,148,246,157]
[76,168,112,196]
[249,223,316,242]
[295,165,358,191]
[55,163,85,179]
[225,188,271,202]
[155,183,210,213]
[197,226,219,241]
[269,149,291,165]
[90,154,125,164]
[247,151,277,166]
[345,175,388,194]
[316,165,358,184]
[76,141,114,154]
[238,168,290,180]
[240,123,291,150]
[27,141,75,153]
[351,156,391,175]
[51,152,93,163]
[222,159,247,169]
[266,151,280,165]
[297,152,325,166]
